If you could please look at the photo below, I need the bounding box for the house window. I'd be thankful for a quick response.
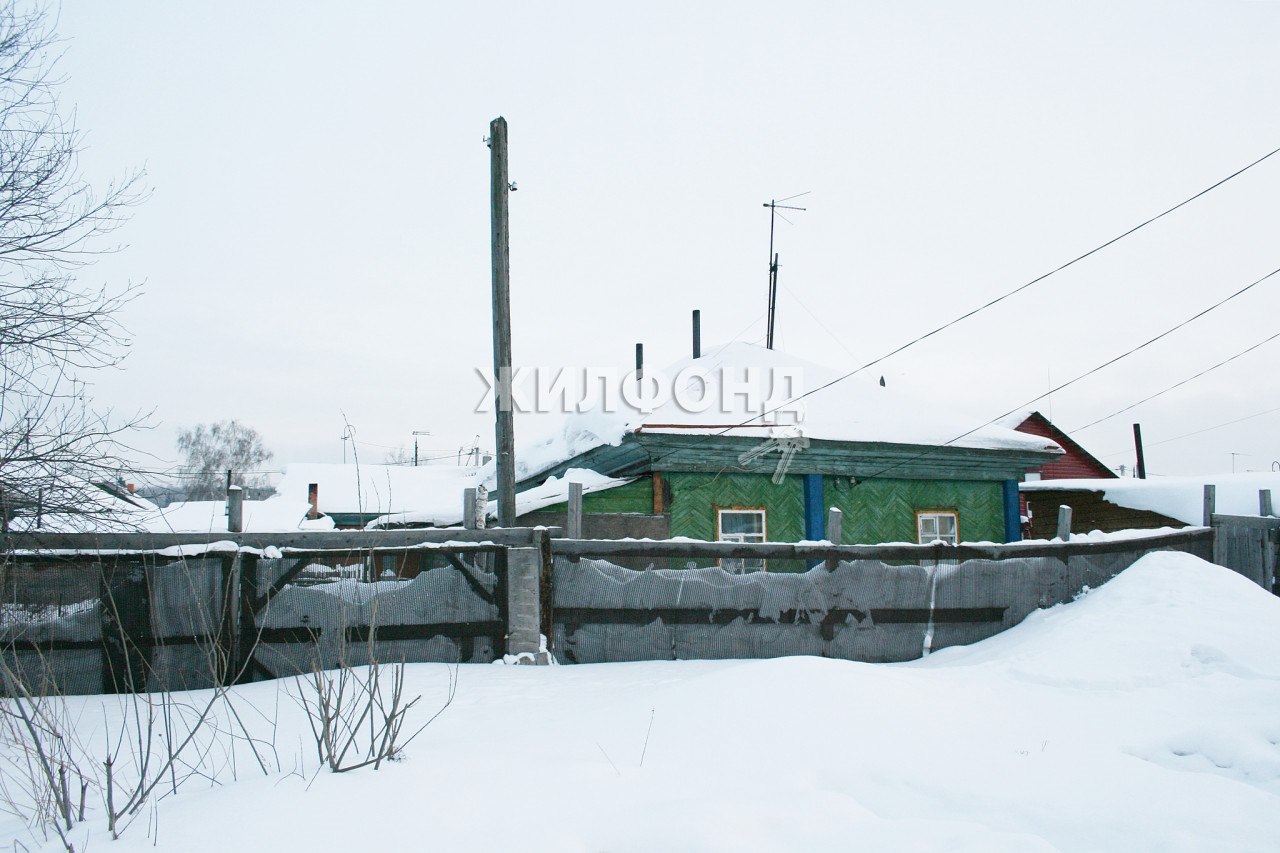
[916,511,959,545]
[717,507,767,572]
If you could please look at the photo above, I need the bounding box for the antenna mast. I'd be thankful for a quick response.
[763,192,808,349]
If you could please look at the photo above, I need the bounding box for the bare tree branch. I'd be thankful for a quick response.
[0,1,149,534]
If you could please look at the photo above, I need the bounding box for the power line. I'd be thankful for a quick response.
[1097,404,1280,457]
[845,263,1280,481]
[1071,329,1280,433]
[974,264,1280,427]
[755,144,1280,416]
[644,144,1280,467]
[649,255,1280,479]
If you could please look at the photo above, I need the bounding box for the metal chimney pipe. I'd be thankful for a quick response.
[692,309,701,358]
[635,343,644,384]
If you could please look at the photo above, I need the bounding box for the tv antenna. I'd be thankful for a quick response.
[763,192,808,349]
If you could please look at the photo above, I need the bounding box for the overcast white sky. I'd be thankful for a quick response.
[51,1,1280,483]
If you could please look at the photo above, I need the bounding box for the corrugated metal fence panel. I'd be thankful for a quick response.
[929,558,1043,651]
[1,559,102,695]
[147,558,227,692]
[253,560,501,677]
[828,560,931,662]
[553,558,932,664]
[552,534,1221,665]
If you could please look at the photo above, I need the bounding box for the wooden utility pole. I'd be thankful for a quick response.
[490,117,516,527]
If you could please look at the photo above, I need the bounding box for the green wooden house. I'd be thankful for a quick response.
[516,343,1061,555]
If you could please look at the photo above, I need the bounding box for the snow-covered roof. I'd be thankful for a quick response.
[276,462,488,518]
[145,497,334,534]
[1020,472,1280,526]
[8,487,332,535]
[992,409,1039,430]
[369,468,634,528]
[275,462,632,528]
[7,481,160,534]
[518,342,1062,479]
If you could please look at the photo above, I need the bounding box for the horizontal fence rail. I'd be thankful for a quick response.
[550,527,1213,561]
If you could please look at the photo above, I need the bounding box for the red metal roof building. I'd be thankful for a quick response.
[1007,411,1116,480]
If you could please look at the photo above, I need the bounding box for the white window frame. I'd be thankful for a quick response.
[717,507,767,572]
[915,510,959,545]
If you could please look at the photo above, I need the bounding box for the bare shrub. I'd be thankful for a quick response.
[297,635,457,773]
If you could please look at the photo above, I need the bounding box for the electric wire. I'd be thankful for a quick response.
[1071,329,1280,433]
[842,264,1280,482]
[1096,404,1280,458]
[643,144,1280,469]
[649,257,1280,480]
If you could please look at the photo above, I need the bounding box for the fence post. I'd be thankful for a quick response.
[216,555,238,685]
[1055,505,1072,542]
[1203,484,1216,527]
[536,527,554,653]
[824,507,843,570]
[237,553,259,683]
[566,482,584,539]
[100,557,152,693]
[505,545,549,663]
[1260,489,1273,517]
[227,485,244,534]
[463,488,477,530]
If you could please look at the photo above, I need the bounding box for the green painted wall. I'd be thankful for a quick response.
[536,476,654,514]
[666,472,805,542]
[824,477,1005,544]
[662,472,1005,545]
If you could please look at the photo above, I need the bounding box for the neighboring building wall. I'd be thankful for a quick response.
[530,477,655,516]
[666,472,805,542]
[1013,414,1116,480]
[517,511,670,541]
[522,478,667,564]
[661,472,1006,546]
[824,477,1007,545]
[1023,489,1182,539]
[580,477,655,513]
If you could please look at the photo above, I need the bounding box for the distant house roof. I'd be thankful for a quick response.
[1021,472,1280,526]
[5,480,335,535]
[277,462,486,524]
[276,462,633,529]
[370,468,634,529]
[7,480,160,533]
[147,497,334,534]
[998,410,1116,480]
[517,342,1062,482]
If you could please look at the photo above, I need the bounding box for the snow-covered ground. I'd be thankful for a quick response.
[4,551,1278,851]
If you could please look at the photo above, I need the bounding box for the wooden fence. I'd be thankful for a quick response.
[0,513,1260,692]
[0,528,547,695]
[547,527,1214,664]
[1204,485,1279,593]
